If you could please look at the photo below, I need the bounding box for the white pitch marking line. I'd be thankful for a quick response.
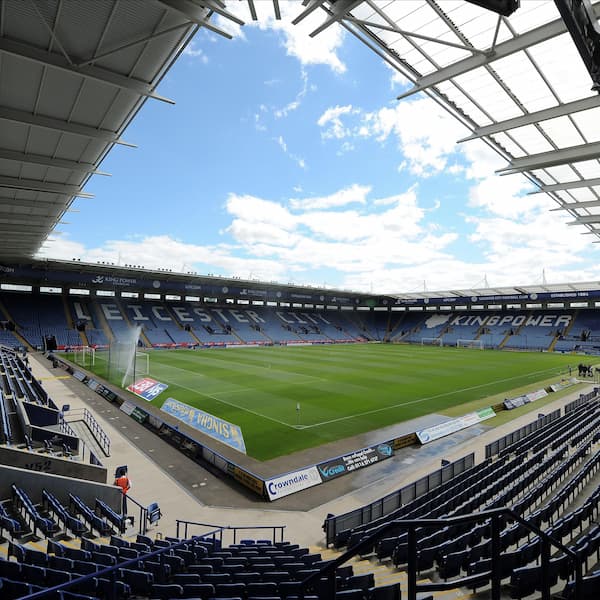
[156,376,298,429]
[301,366,567,430]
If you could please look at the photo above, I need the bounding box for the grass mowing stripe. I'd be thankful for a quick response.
[303,364,567,429]
[75,345,579,460]
[151,371,298,429]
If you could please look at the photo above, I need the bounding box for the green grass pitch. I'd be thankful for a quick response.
[81,344,579,460]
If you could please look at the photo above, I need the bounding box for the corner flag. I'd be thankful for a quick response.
[296,402,301,412]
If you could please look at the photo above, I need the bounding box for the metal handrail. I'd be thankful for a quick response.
[124,493,149,536]
[301,507,583,600]
[176,518,286,545]
[64,407,111,456]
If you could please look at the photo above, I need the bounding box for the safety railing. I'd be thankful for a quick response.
[176,519,286,546]
[64,407,111,456]
[324,452,474,546]
[303,507,582,600]
[125,493,149,536]
[20,530,224,600]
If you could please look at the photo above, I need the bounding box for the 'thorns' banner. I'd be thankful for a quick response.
[161,397,246,454]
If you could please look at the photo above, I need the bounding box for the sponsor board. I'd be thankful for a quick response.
[127,377,168,401]
[265,466,322,500]
[416,407,496,444]
[549,377,578,392]
[317,443,394,481]
[161,398,246,454]
[526,389,548,403]
[227,464,264,495]
[119,401,136,416]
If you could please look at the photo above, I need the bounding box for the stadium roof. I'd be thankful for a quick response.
[0,0,203,260]
[390,279,600,301]
[2,1,600,264]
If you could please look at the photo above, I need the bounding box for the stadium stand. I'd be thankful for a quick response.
[68,299,110,348]
[554,310,600,354]
[0,345,598,600]
[2,292,81,350]
[323,395,600,599]
[6,290,600,356]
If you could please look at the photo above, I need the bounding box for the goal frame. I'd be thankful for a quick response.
[133,351,150,376]
[73,345,95,366]
[421,337,442,347]
[456,339,484,350]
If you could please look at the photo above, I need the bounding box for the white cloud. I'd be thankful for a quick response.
[215,1,346,73]
[182,41,209,63]
[290,183,371,210]
[317,99,469,176]
[317,105,357,139]
[40,176,600,293]
[385,61,411,90]
[273,135,306,169]
[274,69,309,119]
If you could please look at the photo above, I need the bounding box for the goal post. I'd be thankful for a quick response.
[421,337,442,346]
[457,339,484,349]
[134,352,150,376]
[73,346,95,366]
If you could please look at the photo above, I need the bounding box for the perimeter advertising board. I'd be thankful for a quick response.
[265,466,322,500]
[317,442,394,481]
[161,397,247,454]
[416,407,496,444]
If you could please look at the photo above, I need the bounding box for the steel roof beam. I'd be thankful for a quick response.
[0,196,66,209]
[0,213,56,225]
[158,0,235,38]
[397,12,587,99]
[0,175,94,197]
[0,230,48,237]
[309,0,364,37]
[0,148,109,176]
[568,215,600,224]
[530,176,600,194]
[0,223,51,232]
[0,37,175,104]
[292,0,327,25]
[496,140,600,174]
[550,199,600,210]
[0,106,135,147]
[459,95,600,142]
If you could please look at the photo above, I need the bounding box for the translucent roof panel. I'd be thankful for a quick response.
[307,0,600,241]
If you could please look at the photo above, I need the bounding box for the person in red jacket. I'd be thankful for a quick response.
[114,467,131,515]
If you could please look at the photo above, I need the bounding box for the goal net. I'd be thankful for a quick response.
[421,337,442,346]
[106,326,148,387]
[457,339,484,349]
[73,346,95,367]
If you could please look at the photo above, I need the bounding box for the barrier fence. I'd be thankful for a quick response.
[175,520,286,545]
[324,453,474,546]
[484,410,561,459]
[64,407,111,456]
[565,388,599,413]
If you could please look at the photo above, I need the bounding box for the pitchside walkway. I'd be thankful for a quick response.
[26,352,597,552]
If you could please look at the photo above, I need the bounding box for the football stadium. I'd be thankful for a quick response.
[1,1,600,599]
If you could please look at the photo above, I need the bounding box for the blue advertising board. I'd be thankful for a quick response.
[161,397,246,454]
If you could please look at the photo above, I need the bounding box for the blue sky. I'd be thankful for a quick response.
[39,2,600,294]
